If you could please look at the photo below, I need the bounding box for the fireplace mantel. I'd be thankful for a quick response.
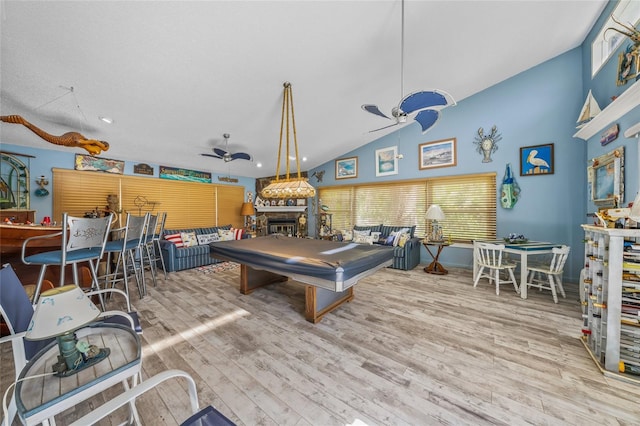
[256,206,307,213]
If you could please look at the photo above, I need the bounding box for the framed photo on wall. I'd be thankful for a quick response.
[335,156,358,179]
[520,143,554,176]
[418,138,457,170]
[375,146,398,177]
[616,45,639,86]
[75,154,124,174]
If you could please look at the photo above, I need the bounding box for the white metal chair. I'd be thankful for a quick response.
[524,245,570,303]
[473,242,519,295]
[69,369,236,426]
[0,263,138,426]
[21,213,113,303]
[101,212,149,302]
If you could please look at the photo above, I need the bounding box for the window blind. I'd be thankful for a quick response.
[319,172,496,242]
[52,169,244,229]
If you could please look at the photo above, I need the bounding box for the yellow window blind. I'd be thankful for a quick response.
[319,172,496,242]
[52,168,244,229]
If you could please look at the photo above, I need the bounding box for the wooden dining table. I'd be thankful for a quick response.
[473,240,562,299]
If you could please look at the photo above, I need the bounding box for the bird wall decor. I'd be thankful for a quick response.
[0,115,109,155]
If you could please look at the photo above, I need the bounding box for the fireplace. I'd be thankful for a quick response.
[255,205,307,237]
[267,218,297,236]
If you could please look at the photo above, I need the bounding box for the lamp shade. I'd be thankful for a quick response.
[240,202,256,216]
[26,285,100,340]
[425,204,445,221]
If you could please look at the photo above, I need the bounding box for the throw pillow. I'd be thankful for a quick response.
[353,234,374,245]
[371,231,382,242]
[353,228,371,237]
[342,230,353,241]
[232,228,244,240]
[392,228,411,247]
[398,232,411,247]
[219,229,234,241]
[164,233,184,248]
[384,235,395,246]
[197,233,219,245]
[180,232,198,247]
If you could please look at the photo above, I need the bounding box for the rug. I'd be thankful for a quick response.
[195,262,239,274]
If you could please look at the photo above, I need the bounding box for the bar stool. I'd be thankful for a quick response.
[21,213,113,303]
[101,212,149,302]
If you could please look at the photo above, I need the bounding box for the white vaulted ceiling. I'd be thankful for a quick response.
[0,1,606,178]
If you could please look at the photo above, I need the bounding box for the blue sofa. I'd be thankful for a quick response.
[351,224,421,271]
[160,225,232,272]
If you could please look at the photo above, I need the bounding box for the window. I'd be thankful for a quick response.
[318,172,496,242]
[592,1,640,77]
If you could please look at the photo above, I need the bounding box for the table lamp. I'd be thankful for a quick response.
[425,204,445,242]
[25,285,110,377]
[240,202,256,231]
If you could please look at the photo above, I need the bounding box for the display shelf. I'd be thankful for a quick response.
[581,224,640,383]
[255,206,307,213]
[574,80,640,141]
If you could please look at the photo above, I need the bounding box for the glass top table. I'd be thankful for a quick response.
[16,323,141,425]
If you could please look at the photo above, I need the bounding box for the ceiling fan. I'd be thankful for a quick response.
[362,0,455,133]
[200,133,252,162]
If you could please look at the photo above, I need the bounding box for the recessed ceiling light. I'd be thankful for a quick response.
[99,116,113,124]
[256,162,262,168]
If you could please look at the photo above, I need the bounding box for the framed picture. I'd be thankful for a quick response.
[520,143,554,176]
[375,146,398,177]
[616,45,639,86]
[335,156,358,179]
[75,154,124,174]
[419,138,457,170]
[588,146,624,206]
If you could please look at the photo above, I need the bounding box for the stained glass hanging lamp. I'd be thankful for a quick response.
[260,82,316,199]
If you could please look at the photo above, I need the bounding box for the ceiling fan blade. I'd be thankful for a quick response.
[213,147,228,157]
[399,90,452,115]
[362,104,391,120]
[413,109,440,133]
[368,122,399,133]
[201,153,224,159]
[230,152,252,161]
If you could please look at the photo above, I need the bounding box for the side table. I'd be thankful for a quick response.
[15,323,141,425]
[423,241,450,275]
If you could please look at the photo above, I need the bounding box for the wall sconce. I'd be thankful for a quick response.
[34,175,49,197]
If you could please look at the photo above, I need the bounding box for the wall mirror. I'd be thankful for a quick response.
[588,146,624,206]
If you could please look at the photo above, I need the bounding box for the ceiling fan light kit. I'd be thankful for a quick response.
[261,82,316,200]
[362,0,455,133]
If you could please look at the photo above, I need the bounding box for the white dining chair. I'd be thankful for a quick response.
[473,242,519,295]
[524,245,570,303]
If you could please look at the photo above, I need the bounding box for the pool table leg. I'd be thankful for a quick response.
[240,264,287,294]
[305,286,354,323]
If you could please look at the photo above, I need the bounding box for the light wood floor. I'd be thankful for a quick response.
[3,264,640,425]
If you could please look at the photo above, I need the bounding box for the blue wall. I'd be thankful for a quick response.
[581,0,640,212]
[310,48,589,282]
[308,1,640,284]
[0,142,255,223]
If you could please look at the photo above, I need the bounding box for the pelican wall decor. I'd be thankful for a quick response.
[520,143,555,176]
[0,115,109,156]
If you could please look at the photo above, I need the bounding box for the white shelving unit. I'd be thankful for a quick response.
[581,224,640,383]
[574,80,640,141]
